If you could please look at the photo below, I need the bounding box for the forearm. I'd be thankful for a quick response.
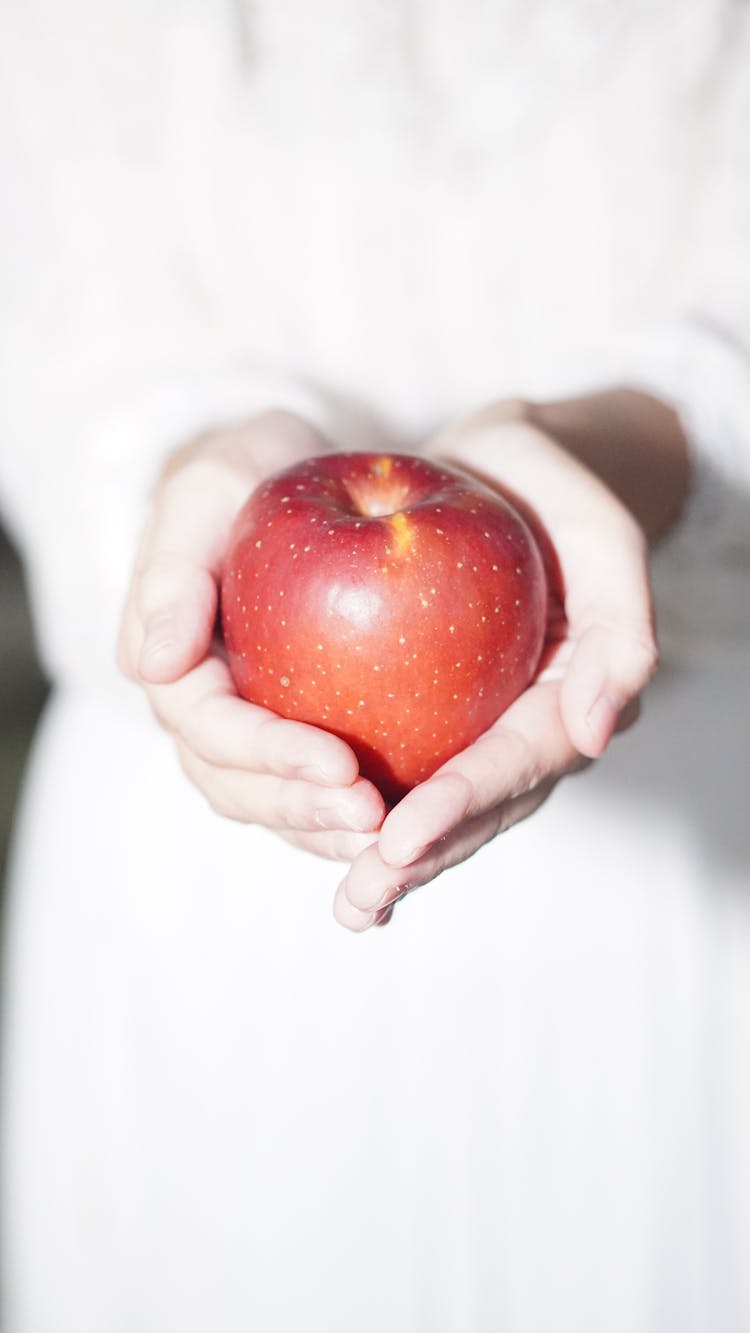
[526,389,691,544]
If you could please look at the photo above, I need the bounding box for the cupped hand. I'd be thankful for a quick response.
[117,411,386,859]
[334,402,658,930]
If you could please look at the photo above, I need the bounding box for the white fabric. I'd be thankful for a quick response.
[1,2,749,1330]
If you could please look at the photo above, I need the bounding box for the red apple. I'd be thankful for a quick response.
[221,452,547,802]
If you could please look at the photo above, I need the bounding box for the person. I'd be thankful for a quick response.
[1,2,749,1330]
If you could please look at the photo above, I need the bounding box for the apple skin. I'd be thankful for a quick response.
[221,452,548,803]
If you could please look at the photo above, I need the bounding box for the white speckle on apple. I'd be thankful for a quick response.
[255,540,262,548]
[280,676,290,687]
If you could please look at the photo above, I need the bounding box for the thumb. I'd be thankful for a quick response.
[136,559,218,684]
[128,455,241,684]
[559,535,659,759]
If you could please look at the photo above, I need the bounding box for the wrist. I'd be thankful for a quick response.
[524,390,691,544]
[430,391,690,546]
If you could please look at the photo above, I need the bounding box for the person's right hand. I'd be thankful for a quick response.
[117,411,386,860]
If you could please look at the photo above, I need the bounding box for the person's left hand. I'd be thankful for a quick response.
[333,402,656,931]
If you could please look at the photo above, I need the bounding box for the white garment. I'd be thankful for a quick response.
[1,2,749,1330]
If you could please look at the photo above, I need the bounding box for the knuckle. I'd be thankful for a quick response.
[134,559,175,617]
[136,555,210,620]
[498,728,545,799]
[179,706,218,765]
[626,633,659,688]
[278,794,315,832]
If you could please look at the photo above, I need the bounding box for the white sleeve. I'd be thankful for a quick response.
[0,5,368,686]
[590,11,750,568]
[574,14,750,658]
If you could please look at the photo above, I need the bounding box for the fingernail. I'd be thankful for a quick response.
[387,840,427,868]
[315,802,374,833]
[585,692,620,752]
[348,879,410,912]
[298,762,342,784]
[334,892,376,933]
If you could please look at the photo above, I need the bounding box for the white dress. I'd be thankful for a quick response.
[1,2,750,1330]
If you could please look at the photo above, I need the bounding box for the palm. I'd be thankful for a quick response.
[334,413,656,929]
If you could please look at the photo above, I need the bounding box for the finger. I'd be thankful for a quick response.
[277,829,380,863]
[378,680,580,869]
[374,903,395,927]
[128,456,247,684]
[560,526,657,758]
[176,744,386,833]
[336,779,557,929]
[147,655,362,786]
[134,556,218,685]
[334,789,532,927]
